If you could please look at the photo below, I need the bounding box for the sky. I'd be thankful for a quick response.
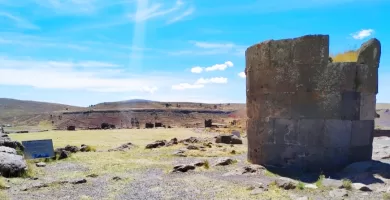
[0,0,389,107]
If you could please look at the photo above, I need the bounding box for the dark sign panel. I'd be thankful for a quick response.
[22,139,55,159]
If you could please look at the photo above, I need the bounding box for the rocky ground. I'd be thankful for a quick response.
[1,131,390,200]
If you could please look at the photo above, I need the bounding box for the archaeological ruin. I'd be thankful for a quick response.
[245,35,381,172]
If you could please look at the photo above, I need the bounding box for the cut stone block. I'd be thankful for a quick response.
[356,64,378,94]
[298,119,325,146]
[340,91,361,120]
[360,93,376,120]
[322,147,350,171]
[292,35,329,64]
[315,63,357,93]
[274,118,299,145]
[303,147,324,172]
[324,119,352,148]
[292,91,342,119]
[247,93,293,119]
[351,120,374,146]
[246,118,275,145]
[348,145,373,163]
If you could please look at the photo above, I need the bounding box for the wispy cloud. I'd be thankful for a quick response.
[166,7,194,24]
[190,61,234,73]
[192,41,235,49]
[238,72,246,78]
[128,0,194,24]
[169,41,245,56]
[351,29,374,40]
[172,77,228,90]
[0,12,39,30]
[0,57,170,93]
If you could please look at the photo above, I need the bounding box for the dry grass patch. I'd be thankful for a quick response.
[331,50,358,62]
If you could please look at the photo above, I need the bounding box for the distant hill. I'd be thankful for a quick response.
[0,98,82,118]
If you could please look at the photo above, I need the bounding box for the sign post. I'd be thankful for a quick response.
[22,139,55,159]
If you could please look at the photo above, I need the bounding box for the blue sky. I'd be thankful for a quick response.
[0,0,389,106]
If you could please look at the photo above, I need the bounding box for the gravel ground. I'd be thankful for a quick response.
[2,136,390,200]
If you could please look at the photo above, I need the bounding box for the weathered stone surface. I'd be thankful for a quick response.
[246,35,379,172]
[360,93,376,120]
[0,152,27,177]
[324,120,352,148]
[0,146,17,155]
[351,120,374,146]
[352,183,372,191]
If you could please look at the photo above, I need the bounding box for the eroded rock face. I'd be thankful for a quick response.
[246,35,380,172]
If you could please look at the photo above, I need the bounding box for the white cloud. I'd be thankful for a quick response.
[195,77,228,84]
[205,61,234,71]
[166,7,194,24]
[0,57,166,93]
[351,29,374,40]
[190,66,203,73]
[238,72,246,78]
[189,61,234,74]
[172,83,204,90]
[0,12,39,30]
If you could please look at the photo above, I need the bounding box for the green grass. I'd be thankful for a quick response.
[383,193,390,200]
[264,170,278,177]
[297,181,305,190]
[315,174,325,188]
[0,177,8,190]
[342,179,352,190]
[203,160,210,169]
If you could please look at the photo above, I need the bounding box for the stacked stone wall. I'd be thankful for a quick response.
[246,35,381,172]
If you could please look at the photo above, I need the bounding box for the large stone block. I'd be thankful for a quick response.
[324,119,352,148]
[303,147,324,172]
[356,64,378,94]
[246,118,275,146]
[291,91,342,119]
[292,35,329,64]
[357,38,381,69]
[298,119,325,147]
[348,145,372,163]
[247,93,293,119]
[351,120,374,146]
[360,93,376,120]
[295,63,326,92]
[322,147,350,171]
[260,144,305,169]
[340,91,360,120]
[314,63,358,93]
[274,118,299,145]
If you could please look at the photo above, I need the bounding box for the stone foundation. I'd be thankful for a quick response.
[245,35,381,172]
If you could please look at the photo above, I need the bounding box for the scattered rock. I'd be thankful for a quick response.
[215,135,243,144]
[203,142,212,148]
[216,144,223,148]
[230,150,236,154]
[0,137,24,151]
[352,183,372,192]
[86,174,98,178]
[145,140,166,149]
[36,162,46,167]
[275,178,296,190]
[71,178,87,184]
[0,146,16,155]
[193,160,207,167]
[249,183,268,195]
[179,137,205,144]
[215,158,235,166]
[304,184,318,189]
[58,150,70,160]
[108,142,134,152]
[224,164,265,176]
[172,164,196,173]
[112,176,122,181]
[329,189,348,198]
[64,145,79,153]
[187,145,199,150]
[172,149,187,157]
[165,138,178,146]
[0,152,27,177]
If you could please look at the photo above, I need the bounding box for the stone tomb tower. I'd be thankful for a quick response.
[245,35,381,172]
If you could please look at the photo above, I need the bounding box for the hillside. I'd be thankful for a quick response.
[0,98,82,118]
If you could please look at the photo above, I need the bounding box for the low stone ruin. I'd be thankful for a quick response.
[246,35,381,172]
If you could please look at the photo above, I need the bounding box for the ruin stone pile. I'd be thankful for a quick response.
[245,35,381,172]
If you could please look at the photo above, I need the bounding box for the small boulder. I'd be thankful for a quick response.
[108,142,134,152]
[193,160,207,167]
[215,135,243,144]
[112,176,122,181]
[215,158,235,166]
[172,149,187,157]
[165,138,178,147]
[304,184,318,189]
[58,150,70,160]
[145,140,166,149]
[71,178,87,184]
[0,152,27,177]
[36,162,46,167]
[86,174,98,178]
[64,145,79,153]
[352,183,372,192]
[172,164,196,173]
[0,146,17,155]
[187,145,199,150]
[275,178,296,190]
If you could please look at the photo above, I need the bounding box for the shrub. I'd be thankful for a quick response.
[203,160,210,169]
[315,174,325,188]
[342,179,352,190]
[297,181,305,190]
